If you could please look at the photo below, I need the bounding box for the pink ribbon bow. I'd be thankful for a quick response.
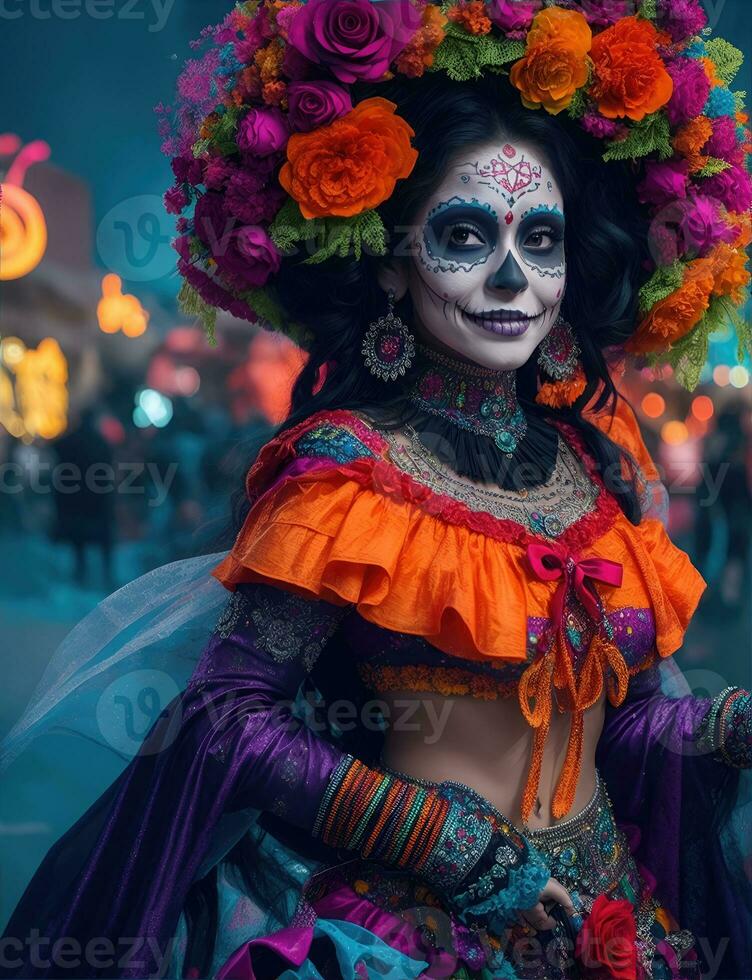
[526,540,624,635]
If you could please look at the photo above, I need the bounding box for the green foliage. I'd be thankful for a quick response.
[602,113,673,163]
[269,198,388,265]
[637,262,685,316]
[178,281,218,347]
[734,91,747,114]
[657,295,749,390]
[566,86,588,121]
[705,38,744,87]
[429,20,526,81]
[238,286,314,351]
[192,106,241,158]
[696,157,732,178]
[637,0,658,21]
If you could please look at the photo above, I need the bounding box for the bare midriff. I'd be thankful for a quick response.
[378,686,607,832]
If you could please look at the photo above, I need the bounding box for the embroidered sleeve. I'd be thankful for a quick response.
[184,581,353,828]
[313,756,551,928]
[695,686,752,769]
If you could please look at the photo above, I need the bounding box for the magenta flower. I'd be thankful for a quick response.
[203,157,238,191]
[702,165,752,213]
[237,106,290,157]
[665,57,711,128]
[657,0,707,43]
[678,194,739,256]
[172,154,203,186]
[286,0,422,84]
[486,0,542,38]
[287,80,353,132]
[164,186,189,215]
[704,116,739,160]
[194,192,235,250]
[636,159,690,207]
[214,226,282,290]
[578,0,635,27]
[226,172,287,224]
[581,110,625,140]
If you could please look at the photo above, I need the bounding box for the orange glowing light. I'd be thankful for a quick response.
[0,138,51,281]
[661,420,689,445]
[97,274,149,337]
[691,396,714,422]
[0,336,68,441]
[641,393,665,419]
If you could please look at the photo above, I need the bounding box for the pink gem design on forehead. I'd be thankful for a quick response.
[477,157,541,196]
[502,144,516,159]
[505,211,514,225]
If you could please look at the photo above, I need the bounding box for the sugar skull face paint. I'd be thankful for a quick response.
[385,137,567,372]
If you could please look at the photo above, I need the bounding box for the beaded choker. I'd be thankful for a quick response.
[407,343,527,456]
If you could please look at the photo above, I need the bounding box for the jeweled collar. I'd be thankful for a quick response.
[407,341,526,456]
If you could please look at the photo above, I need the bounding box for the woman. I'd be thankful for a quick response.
[2,2,752,978]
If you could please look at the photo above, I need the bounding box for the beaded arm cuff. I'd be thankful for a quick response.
[696,687,752,769]
[312,756,550,925]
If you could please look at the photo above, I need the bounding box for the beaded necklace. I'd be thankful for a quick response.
[407,341,527,456]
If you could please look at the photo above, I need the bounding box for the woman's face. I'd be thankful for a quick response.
[383,136,566,372]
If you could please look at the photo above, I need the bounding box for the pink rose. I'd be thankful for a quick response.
[287,0,421,84]
[287,80,353,132]
[237,106,289,157]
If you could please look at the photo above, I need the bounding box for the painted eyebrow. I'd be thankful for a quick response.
[518,204,565,222]
[426,195,499,223]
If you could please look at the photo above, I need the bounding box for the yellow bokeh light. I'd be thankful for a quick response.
[661,420,689,445]
[97,274,149,338]
[0,337,68,440]
[641,393,665,418]
[729,366,749,389]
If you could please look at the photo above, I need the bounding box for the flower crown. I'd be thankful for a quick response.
[160,0,752,391]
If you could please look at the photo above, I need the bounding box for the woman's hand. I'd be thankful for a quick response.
[516,876,576,932]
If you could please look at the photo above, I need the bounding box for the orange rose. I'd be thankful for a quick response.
[627,258,715,353]
[278,96,418,219]
[510,8,592,115]
[589,16,673,121]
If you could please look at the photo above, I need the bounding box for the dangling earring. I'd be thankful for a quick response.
[535,314,587,408]
[361,288,416,382]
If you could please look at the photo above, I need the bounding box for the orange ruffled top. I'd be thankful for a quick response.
[212,391,706,821]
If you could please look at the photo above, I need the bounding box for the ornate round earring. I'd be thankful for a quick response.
[535,314,587,408]
[361,288,416,382]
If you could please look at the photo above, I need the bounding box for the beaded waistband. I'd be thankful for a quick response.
[377,759,603,836]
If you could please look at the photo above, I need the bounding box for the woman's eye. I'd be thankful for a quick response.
[524,226,557,250]
[448,223,486,248]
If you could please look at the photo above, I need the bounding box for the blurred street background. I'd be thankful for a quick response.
[1,0,751,921]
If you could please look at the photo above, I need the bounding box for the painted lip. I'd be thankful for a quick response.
[462,307,542,337]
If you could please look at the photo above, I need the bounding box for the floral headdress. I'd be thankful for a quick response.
[160,0,752,390]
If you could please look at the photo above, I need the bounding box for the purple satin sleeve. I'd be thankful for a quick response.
[596,658,752,977]
[0,583,351,979]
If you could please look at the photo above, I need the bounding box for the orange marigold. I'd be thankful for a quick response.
[627,258,716,354]
[279,97,418,219]
[262,80,287,107]
[700,56,722,86]
[447,0,491,35]
[510,8,592,115]
[729,210,752,249]
[255,38,284,83]
[535,366,587,408]
[395,3,447,78]
[710,243,751,303]
[589,16,673,121]
[672,116,714,172]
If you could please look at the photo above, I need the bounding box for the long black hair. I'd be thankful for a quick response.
[184,70,653,975]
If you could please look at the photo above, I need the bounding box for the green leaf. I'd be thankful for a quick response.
[664,321,710,391]
[637,262,685,316]
[239,286,314,350]
[178,281,218,347]
[270,199,388,265]
[566,86,588,121]
[602,112,673,163]
[705,38,744,87]
[429,21,525,81]
[637,0,657,21]
[695,156,732,178]
[734,90,747,113]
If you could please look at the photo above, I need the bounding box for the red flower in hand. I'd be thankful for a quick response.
[575,893,641,980]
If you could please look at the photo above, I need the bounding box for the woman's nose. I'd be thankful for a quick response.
[488,250,528,293]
